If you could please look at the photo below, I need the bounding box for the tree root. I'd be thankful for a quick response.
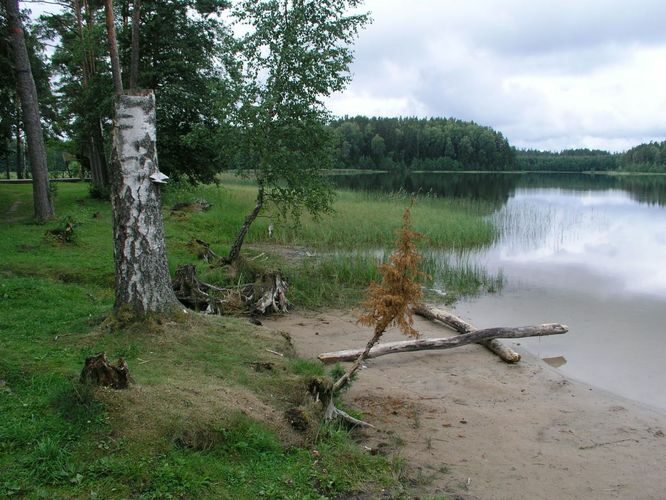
[172,264,290,316]
[308,378,374,429]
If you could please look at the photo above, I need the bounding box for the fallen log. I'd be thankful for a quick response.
[318,323,568,363]
[413,304,521,363]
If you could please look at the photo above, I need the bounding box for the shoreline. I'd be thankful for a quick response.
[515,342,666,418]
[266,308,666,499]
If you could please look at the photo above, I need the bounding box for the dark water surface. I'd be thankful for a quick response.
[332,172,666,410]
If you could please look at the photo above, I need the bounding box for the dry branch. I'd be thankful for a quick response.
[318,323,568,363]
[413,304,521,363]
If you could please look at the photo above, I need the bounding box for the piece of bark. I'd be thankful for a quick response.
[80,353,130,389]
[318,323,568,363]
[414,304,521,363]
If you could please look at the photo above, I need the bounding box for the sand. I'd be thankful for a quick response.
[265,308,666,499]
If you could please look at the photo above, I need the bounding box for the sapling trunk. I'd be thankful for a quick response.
[228,186,264,262]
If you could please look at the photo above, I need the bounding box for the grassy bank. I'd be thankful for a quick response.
[164,177,501,306]
[0,183,407,498]
[1,179,499,497]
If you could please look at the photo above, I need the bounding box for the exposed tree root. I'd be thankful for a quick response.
[308,378,374,428]
[172,264,290,316]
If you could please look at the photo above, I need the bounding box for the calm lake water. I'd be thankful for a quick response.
[332,172,666,411]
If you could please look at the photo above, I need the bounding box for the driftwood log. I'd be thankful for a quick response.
[172,264,290,315]
[318,323,568,363]
[414,304,521,363]
[80,353,130,389]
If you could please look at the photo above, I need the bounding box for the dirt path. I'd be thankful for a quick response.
[266,309,666,499]
[3,200,23,223]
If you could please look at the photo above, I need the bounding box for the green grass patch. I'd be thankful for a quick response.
[162,176,502,307]
[0,183,408,498]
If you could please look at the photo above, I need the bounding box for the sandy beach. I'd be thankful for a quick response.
[266,308,666,499]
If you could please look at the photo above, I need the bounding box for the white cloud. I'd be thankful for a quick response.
[330,0,666,151]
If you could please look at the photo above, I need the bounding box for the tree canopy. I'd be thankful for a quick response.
[330,116,516,171]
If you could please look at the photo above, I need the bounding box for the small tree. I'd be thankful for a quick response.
[225,0,369,262]
[333,204,425,393]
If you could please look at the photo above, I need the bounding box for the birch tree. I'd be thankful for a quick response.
[225,0,369,262]
[103,0,180,316]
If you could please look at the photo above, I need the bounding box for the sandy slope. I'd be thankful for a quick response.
[266,309,666,499]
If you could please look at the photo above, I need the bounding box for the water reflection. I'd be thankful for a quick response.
[331,171,666,410]
[457,186,666,410]
[329,171,666,207]
[481,188,666,299]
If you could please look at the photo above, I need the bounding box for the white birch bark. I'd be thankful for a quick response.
[110,92,180,314]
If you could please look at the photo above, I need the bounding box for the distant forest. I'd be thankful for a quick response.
[618,141,666,173]
[515,149,619,172]
[329,116,666,173]
[330,116,515,171]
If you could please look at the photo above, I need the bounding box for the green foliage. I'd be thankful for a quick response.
[619,140,666,173]
[0,3,57,179]
[515,148,619,172]
[122,0,233,183]
[331,115,516,171]
[216,0,369,241]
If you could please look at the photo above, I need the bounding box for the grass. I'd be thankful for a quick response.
[163,176,502,307]
[1,178,498,497]
[0,183,409,498]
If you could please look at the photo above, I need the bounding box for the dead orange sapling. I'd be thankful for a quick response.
[333,203,427,394]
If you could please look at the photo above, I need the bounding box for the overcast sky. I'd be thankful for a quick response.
[326,0,666,152]
[27,0,666,153]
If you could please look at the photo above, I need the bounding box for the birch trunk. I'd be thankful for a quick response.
[110,92,180,315]
[227,186,264,262]
[5,0,54,220]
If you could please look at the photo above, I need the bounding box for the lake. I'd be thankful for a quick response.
[331,172,666,411]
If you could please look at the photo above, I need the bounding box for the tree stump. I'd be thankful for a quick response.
[80,353,130,389]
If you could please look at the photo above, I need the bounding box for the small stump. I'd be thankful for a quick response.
[80,353,130,389]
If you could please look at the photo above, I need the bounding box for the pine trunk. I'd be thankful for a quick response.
[110,92,180,315]
[129,0,141,90]
[5,0,54,221]
[15,122,24,179]
[75,0,110,192]
[104,0,124,94]
[3,142,9,179]
[89,122,109,190]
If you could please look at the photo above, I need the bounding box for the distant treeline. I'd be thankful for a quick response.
[330,116,515,171]
[618,141,666,173]
[329,117,666,173]
[515,149,619,172]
